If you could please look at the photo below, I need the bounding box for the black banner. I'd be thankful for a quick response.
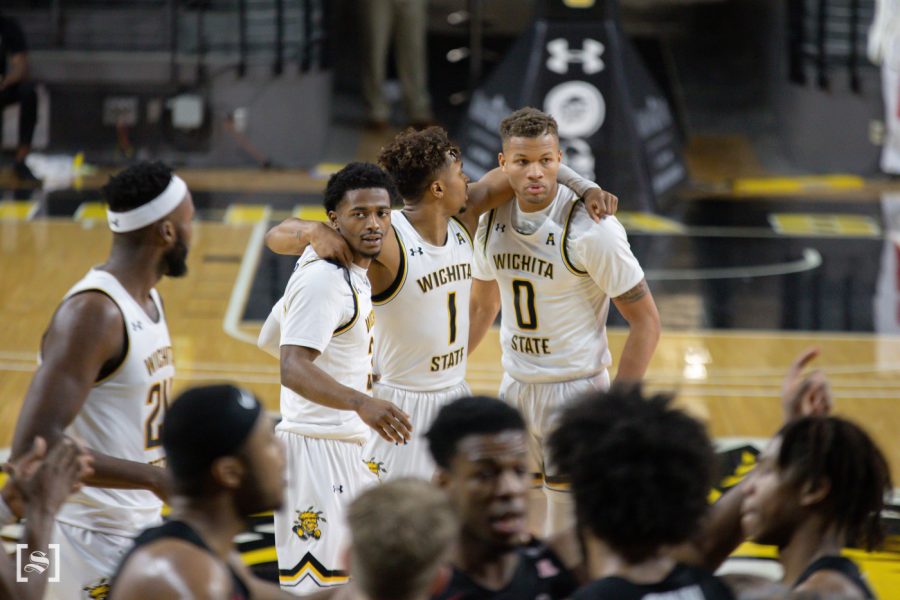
[455,0,685,212]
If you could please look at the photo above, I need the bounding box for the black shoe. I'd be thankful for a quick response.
[13,161,40,183]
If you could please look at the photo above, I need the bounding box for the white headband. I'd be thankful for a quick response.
[107,175,188,233]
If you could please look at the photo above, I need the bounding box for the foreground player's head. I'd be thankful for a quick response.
[163,384,285,514]
[103,161,195,277]
[549,386,715,564]
[498,107,562,209]
[426,396,529,550]
[378,127,469,214]
[347,479,457,600]
[741,416,891,551]
[323,162,398,261]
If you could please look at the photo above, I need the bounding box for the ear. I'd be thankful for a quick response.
[430,178,444,199]
[799,477,831,508]
[327,210,339,229]
[498,152,506,170]
[210,456,245,490]
[429,565,452,596]
[557,148,563,163]
[158,219,176,244]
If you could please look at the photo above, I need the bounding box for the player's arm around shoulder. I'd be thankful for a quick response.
[265,218,355,267]
[109,540,234,600]
[12,292,124,457]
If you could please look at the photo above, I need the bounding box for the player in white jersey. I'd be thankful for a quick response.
[10,161,194,599]
[262,163,413,595]
[264,127,615,481]
[469,108,661,537]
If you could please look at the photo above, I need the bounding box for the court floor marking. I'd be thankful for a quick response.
[222,210,271,346]
[644,248,821,281]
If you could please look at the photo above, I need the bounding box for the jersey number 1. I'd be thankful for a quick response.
[512,280,538,330]
[448,292,458,345]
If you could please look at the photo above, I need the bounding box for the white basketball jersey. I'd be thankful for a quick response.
[276,248,373,443]
[56,269,171,537]
[372,211,473,391]
[473,185,643,383]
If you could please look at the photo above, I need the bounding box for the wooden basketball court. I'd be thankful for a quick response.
[2,169,899,595]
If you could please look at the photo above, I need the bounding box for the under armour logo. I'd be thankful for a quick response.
[131,321,143,331]
[410,247,423,256]
[333,484,343,493]
[494,223,506,233]
[546,38,605,75]
[110,218,119,227]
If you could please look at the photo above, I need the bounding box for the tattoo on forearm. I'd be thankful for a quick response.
[616,279,649,303]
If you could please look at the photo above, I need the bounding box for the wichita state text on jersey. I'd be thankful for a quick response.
[372,210,473,390]
[473,185,644,384]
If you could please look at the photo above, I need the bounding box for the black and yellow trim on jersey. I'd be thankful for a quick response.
[278,552,350,586]
[482,209,497,256]
[332,269,360,336]
[372,225,407,306]
[562,199,589,277]
[450,215,474,247]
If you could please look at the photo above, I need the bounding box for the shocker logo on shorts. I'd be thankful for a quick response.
[83,578,111,599]
[292,507,326,540]
[364,456,387,478]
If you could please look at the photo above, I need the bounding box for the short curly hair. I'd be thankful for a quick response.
[777,416,891,551]
[378,127,460,202]
[548,386,715,564]
[499,107,559,143]
[425,396,525,469]
[323,162,401,212]
[103,161,174,213]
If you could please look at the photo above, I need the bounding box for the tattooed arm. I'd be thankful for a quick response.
[611,279,660,382]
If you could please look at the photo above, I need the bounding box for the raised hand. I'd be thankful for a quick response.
[781,347,833,422]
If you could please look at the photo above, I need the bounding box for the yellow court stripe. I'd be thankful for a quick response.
[74,202,107,222]
[617,211,686,234]
[224,204,271,225]
[0,200,37,221]
[292,205,327,222]
[734,175,865,195]
[768,213,881,237]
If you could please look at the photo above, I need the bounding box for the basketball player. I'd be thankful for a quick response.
[469,107,660,535]
[10,161,193,599]
[741,415,889,598]
[0,437,92,600]
[549,387,739,600]
[328,479,458,600]
[264,126,615,481]
[426,396,579,600]
[262,162,412,595]
[109,384,295,600]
